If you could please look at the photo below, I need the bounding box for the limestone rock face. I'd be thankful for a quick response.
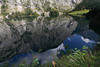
[0,0,82,14]
[0,0,81,63]
[0,16,77,62]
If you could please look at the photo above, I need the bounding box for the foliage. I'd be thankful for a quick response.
[31,58,40,67]
[39,47,97,67]
[44,7,52,12]
[8,12,24,21]
[24,8,33,16]
[55,50,95,67]
[1,0,8,16]
[49,8,59,17]
[1,45,100,67]
[23,8,39,22]
[19,64,25,67]
[68,9,90,16]
[2,0,8,3]
[31,47,97,67]
[5,8,39,22]
[1,4,8,16]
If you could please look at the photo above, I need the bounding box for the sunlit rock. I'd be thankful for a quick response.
[0,0,82,15]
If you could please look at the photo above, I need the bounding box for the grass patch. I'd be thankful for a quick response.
[1,46,100,67]
[68,9,90,16]
[39,46,100,67]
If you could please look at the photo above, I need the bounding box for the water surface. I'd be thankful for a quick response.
[0,15,100,66]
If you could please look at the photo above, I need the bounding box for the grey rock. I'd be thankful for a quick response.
[0,16,78,62]
[0,0,82,14]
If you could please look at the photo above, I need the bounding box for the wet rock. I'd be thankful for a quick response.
[0,16,78,62]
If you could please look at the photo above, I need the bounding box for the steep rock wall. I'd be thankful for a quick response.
[0,0,82,14]
[0,16,78,62]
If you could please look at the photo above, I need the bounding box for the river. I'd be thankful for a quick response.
[0,15,100,67]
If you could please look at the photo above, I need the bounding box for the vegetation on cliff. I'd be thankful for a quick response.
[68,9,90,16]
[4,8,39,22]
[49,8,59,17]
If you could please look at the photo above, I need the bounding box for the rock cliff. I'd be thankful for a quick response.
[0,0,82,15]
[0,16,77,62]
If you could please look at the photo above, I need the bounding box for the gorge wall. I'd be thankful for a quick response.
[0,16,77,62]
[0,0,82,15]
[0,0,100,63]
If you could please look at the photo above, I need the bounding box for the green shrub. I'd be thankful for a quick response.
[1,45,100,67]
[49,8,59,17]
[19,64,25,67]
[23,11,39,22]
[6,8,39,22]
[2,0,8,3]
[68,9,90,16]
[8,12,24,21]
[1,4,8,16]
[38,48,96,67]
[24,8,33,16]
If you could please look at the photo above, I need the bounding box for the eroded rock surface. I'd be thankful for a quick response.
[0,16,77,62]
[0,0,82,14]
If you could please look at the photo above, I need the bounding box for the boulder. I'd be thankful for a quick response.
[0,16,77,62]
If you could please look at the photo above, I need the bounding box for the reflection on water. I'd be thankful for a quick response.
[7,33,98,67]
[0,15,100,66]
[72,16,100,41]
[0,15,78,62]
[23,16,78,51]
[64,34,96,49]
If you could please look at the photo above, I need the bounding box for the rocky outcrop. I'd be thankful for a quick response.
[0,0,82,15]
[0,16,78,62]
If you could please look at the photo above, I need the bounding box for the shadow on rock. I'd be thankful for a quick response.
[86,8,100,35]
